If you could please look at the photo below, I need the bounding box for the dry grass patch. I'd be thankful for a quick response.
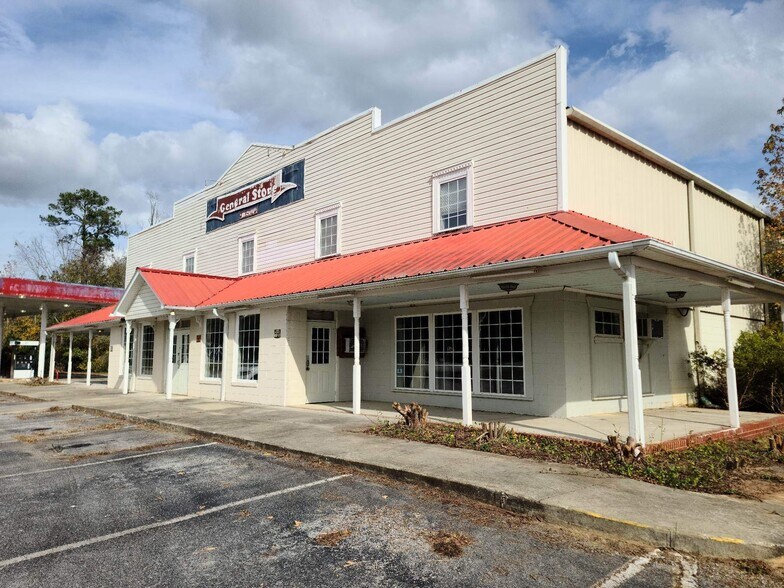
[425,530,472,558]
[314,529,352,547]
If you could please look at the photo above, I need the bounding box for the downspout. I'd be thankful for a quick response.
[212,308,228,402]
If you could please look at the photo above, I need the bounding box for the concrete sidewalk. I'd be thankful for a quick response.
[2,382,783,560]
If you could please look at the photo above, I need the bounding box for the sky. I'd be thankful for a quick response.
[1,0,783,274]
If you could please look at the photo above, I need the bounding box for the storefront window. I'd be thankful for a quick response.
[434,313,471,392]
[478,310,524,395]
[236,313,260,380]
[140,325,155,376]
[395,315,429,389]
[204,317,223,379]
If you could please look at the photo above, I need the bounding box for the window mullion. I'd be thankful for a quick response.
[428,314,435,392]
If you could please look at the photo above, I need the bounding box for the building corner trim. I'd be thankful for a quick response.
[555,45,569,212]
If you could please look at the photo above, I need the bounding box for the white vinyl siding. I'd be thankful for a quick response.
[125,51,560,284]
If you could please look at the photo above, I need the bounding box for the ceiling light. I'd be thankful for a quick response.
[498,282,519,294]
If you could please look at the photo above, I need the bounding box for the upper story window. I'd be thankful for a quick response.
[183,252,195,273]
[315,205,341,259]
[238,235,255,275]
[432,161,474,233]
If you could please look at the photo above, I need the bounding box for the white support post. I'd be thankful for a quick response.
[220,316,228,402]
[165,315,176,399]
[122,321,132,395]
[48,334,56,381]
[780,305,784,333]
[352,297,362,415]
[67,332,73,384]
[37,303,48,378]
[86,330,93,386]
[459,284,473,426]
[621,264,645,446]
[0,305,4,378]
[722,289,740,429]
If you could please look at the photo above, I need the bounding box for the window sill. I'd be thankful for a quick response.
[231,380,259,388]
[199,378,221,385]
[433,224,470,235]
[392,388,530,401]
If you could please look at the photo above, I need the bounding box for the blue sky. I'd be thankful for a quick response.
[1,0,783,275]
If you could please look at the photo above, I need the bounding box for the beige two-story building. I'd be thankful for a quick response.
[51,46,784,444]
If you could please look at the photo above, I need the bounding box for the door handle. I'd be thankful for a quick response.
[306,356,310,371]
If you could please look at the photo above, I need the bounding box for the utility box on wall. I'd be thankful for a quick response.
[336,327,368,358]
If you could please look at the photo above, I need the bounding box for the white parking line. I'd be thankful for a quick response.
[0,474,349,569]
[0,442,219,479]
[592,549,661,588]
[673,552,699,588]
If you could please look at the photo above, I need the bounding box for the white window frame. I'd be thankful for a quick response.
[391,303,532,399]
[593,307,623,339]
[182,250,197,273]
[314,204,342,259]
[237,234,256,276]
[201,316,224,382]
[233,310,260,386]
[432,161,474,234]
[138,323,155,378]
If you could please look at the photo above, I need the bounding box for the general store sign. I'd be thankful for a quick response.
[206,160,304,233]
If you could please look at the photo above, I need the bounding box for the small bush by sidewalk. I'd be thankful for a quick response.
[690,325,784,413]
[368,420,784,497]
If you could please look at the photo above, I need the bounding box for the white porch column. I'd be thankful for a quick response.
[722,288,740,429]
[220,317,228,402]
[165,315,176,399]
[621,264,645,445]
[86,329,93,386]
[352,297,362,415]
[459,284,473,426]
[48,334,56,381]
[0,305,4,377]
[37,303,48,378]
[122,320,132,395]
[67,332,73,384]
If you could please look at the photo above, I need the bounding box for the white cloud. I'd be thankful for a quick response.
[0,103,249,229]
[580,0,784,160]
[190,0,558,136]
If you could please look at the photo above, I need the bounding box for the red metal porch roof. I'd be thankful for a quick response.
[138,268,236,308]
[48,304,120,331]
[203,211,650,306]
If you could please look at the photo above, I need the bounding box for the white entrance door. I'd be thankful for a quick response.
[172,328,190,395]
[306,322,336,403]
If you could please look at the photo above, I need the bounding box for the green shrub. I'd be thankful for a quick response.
[735,325,784,413]
[690,325,784,413]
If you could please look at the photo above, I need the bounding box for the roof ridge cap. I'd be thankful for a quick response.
[139,267,236,281]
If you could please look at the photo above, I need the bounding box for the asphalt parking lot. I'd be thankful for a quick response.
[0,395,779,587]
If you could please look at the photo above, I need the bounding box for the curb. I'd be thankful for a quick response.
[3,390,782,560]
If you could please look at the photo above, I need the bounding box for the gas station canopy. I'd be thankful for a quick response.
[0,277,123,318]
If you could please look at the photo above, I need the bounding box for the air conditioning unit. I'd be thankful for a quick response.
[637,318,664,339]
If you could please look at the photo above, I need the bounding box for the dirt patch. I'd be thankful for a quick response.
[14,421,124,443]
[314,529,352,547]
[425,530,472,557]
[15,406,69,419]
[368,421,784,497]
